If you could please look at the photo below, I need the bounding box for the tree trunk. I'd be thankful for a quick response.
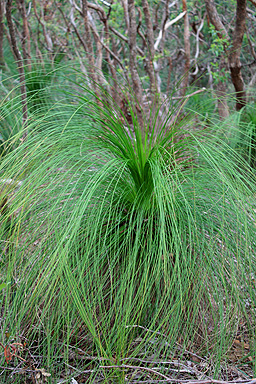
[0,0,4,68]
[141,0,157,100]
[127,0,144,123]
[121,0,129,31]
[229,0,247,110]
[205,0,247,112]
[81,0,99,90]
[18,0,31,70]
[216,57,229,119]
[180,0,190,97]
[205,0,229,41]
[128,0,143,103]
[32,0,53,53]
[6,0,28,136]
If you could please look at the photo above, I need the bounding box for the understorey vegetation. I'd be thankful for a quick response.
[0,0,256,383]
[0,66,256,383]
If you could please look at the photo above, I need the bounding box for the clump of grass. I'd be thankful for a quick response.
[0,87,25,157]
[0,73,256,383]
[25,61,58,114]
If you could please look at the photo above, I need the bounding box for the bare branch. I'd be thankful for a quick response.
[172,88,206,99]
[98,0,111,6]
[191,16,204,75]
[32,0,53,52]
[154,11,186,51]
[109,26,144,56]
[137,7,146,48]
[69,5,88,52]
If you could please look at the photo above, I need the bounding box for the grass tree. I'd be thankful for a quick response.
[0,72,256,383]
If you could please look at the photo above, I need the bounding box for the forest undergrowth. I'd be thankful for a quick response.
[0,66,256,383]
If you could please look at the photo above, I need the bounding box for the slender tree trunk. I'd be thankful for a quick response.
[127,0,144,123]
[205,0,229,117]
[18,0,31,70]
[180,0,190,97]
[141,0,157,100]
[205,0,247,112]
[81,0,99,89]
[89,19,107,87]
[216,56,229,119]
[205,0,229,41]
[101,18,122,105]
[153,0,170,95]
[127,0,143,103]
[121,0,129,32]
[32,0,53,53]
[229,0,247,110]
[166,57,173,94]
[6,0,28,137]
[0,0,4,68]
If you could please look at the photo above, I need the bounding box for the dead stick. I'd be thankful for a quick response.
[172,88,206,100]
[100,364,256,384]
[100,364,171,380]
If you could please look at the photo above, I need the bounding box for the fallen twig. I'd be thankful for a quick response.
[100,363,256,384]
[100,364,171,380]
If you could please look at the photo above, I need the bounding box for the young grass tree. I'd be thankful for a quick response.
[0,72,256,382]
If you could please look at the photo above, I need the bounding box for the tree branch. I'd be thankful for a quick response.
[109,26,144,56]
